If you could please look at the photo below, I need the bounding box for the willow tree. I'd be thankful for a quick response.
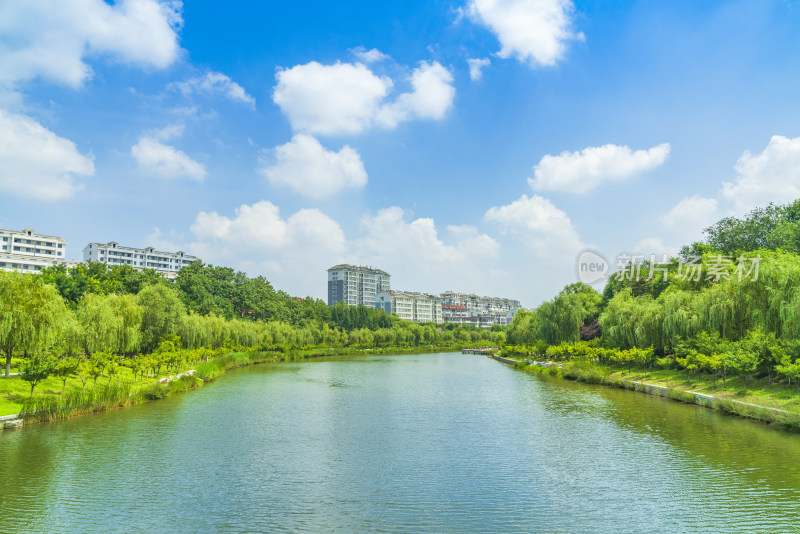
[77,293,118,355]
[109,293,143,356]
[0,271,68,377]
[137,284,186,354]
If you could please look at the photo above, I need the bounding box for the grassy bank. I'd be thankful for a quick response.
[5,344,472,424]
[505,357,800,431]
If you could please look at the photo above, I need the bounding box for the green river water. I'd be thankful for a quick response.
[1,352,799,533]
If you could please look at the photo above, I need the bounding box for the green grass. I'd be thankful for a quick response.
[599,365,800,414]
[513,358,800,430]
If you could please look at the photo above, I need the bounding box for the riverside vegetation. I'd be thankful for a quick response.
[501,198,800,429]
[0,262,503,422]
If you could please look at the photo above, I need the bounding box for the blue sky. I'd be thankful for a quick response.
[2,0,800,306]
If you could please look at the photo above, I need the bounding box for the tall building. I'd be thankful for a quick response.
[0,228,67,273]
[327,264,390,307]
[375,290,443,324]
[83,242,200,276]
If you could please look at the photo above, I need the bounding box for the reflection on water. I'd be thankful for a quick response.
[1,352,799,533]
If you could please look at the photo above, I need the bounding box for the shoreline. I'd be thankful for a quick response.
[490,355,800,432]
[2,345,470,431]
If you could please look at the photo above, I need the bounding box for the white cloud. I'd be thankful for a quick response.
[273,61,392,135]
[131,129,206,181]
[170,71,255,107]
[272,60,455,135]
[0,0,182,89]
[258,134,367,198]
[484,194,583,253]
[529,143,670,193]
[632,237,679,258]
[352,207,499,294]
[351,47,390,63]
[660,195,718,240]
[722,135,800,214]
[466,0,582,67]
[0,109,94,200]
[448,225,500,258]
[467,57,491,81]
[376,61,455,128]
[188,200,346,297]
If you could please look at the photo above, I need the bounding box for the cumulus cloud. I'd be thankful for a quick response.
[131,125,206,181]
[467,57,491,81]
[272,60,455,135]
[0,0,182,89]
[258,134,368,198]
[352,207,499,293]
[466,0,582,67]
[187,200,346,296]
[273,61,392,135]
[722,135,800,214]
[170,71,254,107]
[660,195,718,239]
[448,224,500,258]
[0,109,94,200]
[529,143,670,194]
[484,194,583,253]
[632,237,680,258]
[351,47,390,63]
[376,61,455,128]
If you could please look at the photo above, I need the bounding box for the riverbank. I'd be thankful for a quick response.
[494,356,800,431]
[2,344,472,428]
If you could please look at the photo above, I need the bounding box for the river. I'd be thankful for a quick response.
[1,352,800,532]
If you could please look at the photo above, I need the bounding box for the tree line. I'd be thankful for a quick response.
[0,263,504,397]
[504,198,800,395]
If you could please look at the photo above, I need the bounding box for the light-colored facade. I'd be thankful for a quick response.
[83,242,199,274]
[375,290,443,324]
[327,264,391,307]
[0,228,67,273]
[439,291,521,328]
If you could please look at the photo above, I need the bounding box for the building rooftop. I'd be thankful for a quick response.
[0,228,66,243]
[327,263,390,276]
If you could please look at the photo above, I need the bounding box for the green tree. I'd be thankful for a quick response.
[54,356,80,392]
[20,351,56,397]
[0,271,68,376]
[137,284,186,353]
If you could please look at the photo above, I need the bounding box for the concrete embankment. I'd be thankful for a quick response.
[1,413,23,430]
[486,355,797,429]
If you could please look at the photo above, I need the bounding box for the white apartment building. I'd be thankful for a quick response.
[327,264,391,307]
[83,242,200,274]
[0,228,67,273]
[439,291,521,313]
[375,290,443,324]
[439,291,521,328]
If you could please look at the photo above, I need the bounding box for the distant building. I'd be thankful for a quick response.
[439,291,521,328]
[327,264,390,307]
[375,290,443,324]
[83,241,199,276]
[0,228,67,273]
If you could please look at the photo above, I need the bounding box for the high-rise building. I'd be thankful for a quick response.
[0,228,68,273]
[327,264,390,307]
[83,241,200,276]
[375,290,443,324]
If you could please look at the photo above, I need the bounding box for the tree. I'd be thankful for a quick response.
[54,356,79,392]
[20,351,56,397]
[0,271,68,377]
[137,284,186,353]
